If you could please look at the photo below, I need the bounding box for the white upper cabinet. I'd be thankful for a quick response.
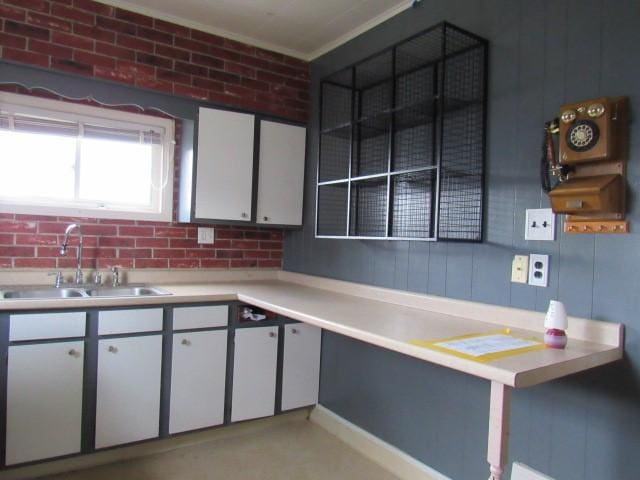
[256,120,306,226]
[194,107,255,222]
[179,107,306,226]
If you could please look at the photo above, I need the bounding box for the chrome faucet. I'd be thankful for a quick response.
[60,223,84,285]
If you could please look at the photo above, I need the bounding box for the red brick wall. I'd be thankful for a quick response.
[0,0,310,270]
[0,0,309,121]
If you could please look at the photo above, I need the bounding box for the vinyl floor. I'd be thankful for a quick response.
[38,416,401,480]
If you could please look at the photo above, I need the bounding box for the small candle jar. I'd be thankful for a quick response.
[544,328,567,349]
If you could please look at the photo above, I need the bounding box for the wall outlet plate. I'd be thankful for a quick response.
[525,208,555,241]
[197,227,215,244]
[528,254,549,287]
[511,255,529,283]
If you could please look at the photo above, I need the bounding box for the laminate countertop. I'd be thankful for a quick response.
[0,270,623,389]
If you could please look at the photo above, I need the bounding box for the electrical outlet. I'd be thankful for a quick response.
[525,208,555,241]
[511,255,529,283]
[528,254,549,287]
[197,227,215,244]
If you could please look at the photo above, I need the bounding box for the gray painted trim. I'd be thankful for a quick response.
[0,60,199,120]
[274,325,285,414]
[83,311,98,453]
[0,314,9,466]
[223,304,237,425]
[159,309,173,438]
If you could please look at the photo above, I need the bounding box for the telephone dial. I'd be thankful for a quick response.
[542,96,628,229]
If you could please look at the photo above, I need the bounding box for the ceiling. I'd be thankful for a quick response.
[97,0,413,60]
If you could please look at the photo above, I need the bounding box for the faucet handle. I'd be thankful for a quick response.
[110,266,121,287]
[48,271,64,288]
[93,271,102,286]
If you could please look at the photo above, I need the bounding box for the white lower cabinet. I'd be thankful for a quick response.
[2,302,322,467]
[282,324,322,411]
[169,330,227,434]
[231,326,279,422]
[95,335,162,449]
[6,341,84,465]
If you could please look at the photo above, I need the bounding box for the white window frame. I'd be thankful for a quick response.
[0,91,175,222]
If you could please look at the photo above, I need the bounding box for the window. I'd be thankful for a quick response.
[0,92,175,221]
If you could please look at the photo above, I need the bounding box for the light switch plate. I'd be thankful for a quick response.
[197,227,215,244]
[525,208,555,241]
[511,255,529,283]
[528,254,549,287]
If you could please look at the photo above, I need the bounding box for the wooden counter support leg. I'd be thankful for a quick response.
[487,381,512,480]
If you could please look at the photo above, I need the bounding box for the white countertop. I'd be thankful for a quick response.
[0,270,623,388]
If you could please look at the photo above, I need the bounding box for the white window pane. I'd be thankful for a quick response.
[78,138,153,207]
[0,130,76,200]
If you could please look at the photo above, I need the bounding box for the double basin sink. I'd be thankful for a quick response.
[0,285,172,300]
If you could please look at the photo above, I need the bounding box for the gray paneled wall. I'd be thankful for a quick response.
[284,1,640,479]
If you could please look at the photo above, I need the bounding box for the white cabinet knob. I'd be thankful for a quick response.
[269,331,277,338]
[108,345,118,354]
[181,339,191,346]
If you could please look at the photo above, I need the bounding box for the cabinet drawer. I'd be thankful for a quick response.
[9,312,86,341]
[173,305,228,330]
[98,308,163,335]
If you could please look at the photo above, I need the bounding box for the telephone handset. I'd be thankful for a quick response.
[541,118,571,193]
[541,97,626,194]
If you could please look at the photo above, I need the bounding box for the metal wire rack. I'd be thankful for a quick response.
[349,178,388,237]
[316,22,487,241]
[317,183,349,236]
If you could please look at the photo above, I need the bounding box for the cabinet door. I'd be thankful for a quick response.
[6,341,84,465]
[256,120,306,226]
[195,107,255,221]
[95,336,162,448]
[281,324,321,411]
[169,330,227,434]
[231,326,278,422]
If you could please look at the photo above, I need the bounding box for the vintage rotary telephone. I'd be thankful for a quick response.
[541,97,629,232]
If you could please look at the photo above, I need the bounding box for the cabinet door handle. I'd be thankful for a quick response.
[263,216,269,222]
[241,212,248,218]
[68,349,80,357]
[181,338,191,346]
[291,328,299,334]
[269,331,277,338]
[108,345,118,354]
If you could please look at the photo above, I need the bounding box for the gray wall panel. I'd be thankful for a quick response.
[445,243,473,300]
[287,1,640,478]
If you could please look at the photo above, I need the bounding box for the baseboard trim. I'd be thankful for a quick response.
[310,405,451,480]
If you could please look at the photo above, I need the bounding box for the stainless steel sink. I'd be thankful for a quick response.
[0,285,172,299]
[0,288,88,299]
[85,286,172,297]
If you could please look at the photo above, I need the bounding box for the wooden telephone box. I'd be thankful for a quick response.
[548,96,629,233]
